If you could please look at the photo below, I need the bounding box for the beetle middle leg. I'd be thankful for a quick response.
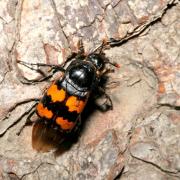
[94,87,113,112]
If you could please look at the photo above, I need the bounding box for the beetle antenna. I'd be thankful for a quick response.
[90,40,107,54]
[105,60,120,68]
[99,40,105,54]
[77,39,85,55]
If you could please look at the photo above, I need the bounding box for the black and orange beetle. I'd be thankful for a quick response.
[18,41,119,152]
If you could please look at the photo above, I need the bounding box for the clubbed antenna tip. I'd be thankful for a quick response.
[108,61,120,68]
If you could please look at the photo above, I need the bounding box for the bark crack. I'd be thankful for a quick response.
[50,0,70,49]
[130,153,180,178]
[109,0,177,46]
[6,162,55,180]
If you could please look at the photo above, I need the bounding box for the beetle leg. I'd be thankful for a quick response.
[77,39,85,55]
[94,87,113,112]
[62,52,77,67]
[18,60,65,72]
[100,68,115,76]
[17,60,65,84]
[90,40,107,54]
[16,102,39,136]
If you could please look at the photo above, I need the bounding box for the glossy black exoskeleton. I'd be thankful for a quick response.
[61,53,107,97]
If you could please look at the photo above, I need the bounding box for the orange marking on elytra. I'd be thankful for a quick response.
[47,84,66,102]
[37,103,53,119]
[56,117,75,130]
[66,96,86,113]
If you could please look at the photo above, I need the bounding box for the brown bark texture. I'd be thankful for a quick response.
[0,0,179,179]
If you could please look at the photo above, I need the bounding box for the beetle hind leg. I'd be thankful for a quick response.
[16,102,39,136]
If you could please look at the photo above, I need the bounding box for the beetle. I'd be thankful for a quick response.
[18,41,119,152]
